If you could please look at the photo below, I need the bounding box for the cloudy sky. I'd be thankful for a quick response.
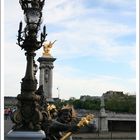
[4,0,136,99]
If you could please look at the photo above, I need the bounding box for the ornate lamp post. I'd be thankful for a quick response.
[13,0,47,131]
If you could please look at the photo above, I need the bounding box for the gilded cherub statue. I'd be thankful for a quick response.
[43,40,57,57]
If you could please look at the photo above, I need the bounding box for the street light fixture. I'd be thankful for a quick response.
[20,0,44,31]
[17,0,47,51]
[13,0,47,131]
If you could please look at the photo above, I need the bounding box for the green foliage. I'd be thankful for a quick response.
[105,94,136,113]
[55,93,136,113]
[55,98,101,111]
[4,93,136,113]
[76,99,100,110]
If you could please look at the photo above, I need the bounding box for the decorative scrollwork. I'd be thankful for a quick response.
[17,22,47,51]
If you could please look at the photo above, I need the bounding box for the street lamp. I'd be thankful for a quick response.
[13,0,47,131]
[17,0,47,51]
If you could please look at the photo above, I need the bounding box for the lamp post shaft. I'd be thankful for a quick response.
[25,52,35,80]
[21,52,37,92]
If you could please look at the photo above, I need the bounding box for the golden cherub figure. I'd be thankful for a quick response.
[43,40,57,57]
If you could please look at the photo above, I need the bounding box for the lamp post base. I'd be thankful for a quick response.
[7,130,46,140]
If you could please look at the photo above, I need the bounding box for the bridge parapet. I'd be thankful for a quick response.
[107,112,136,121]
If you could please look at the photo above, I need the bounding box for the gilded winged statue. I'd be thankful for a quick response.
[43,40,57,57]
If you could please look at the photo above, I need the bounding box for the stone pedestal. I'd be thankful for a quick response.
[99,95,108,132]
[6,130,46,140]
[100,111,108,132]
[37,56,56,98]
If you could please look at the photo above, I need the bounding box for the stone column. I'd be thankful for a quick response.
[99,95,108,132]
[37,57,56,99]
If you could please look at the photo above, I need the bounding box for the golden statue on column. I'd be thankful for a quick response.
[43,40,57,57]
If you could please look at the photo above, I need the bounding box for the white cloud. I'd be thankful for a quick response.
[44,0,85,24]
[101,0,135,5]
[4,1,22,23]
[41,19,135,63]
[129,59,136,71]
[52,70,136,99]
[44,0,135,24]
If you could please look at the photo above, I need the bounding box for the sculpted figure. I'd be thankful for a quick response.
[34,89,94,140]
[41,104,79,140]
[57,105,77,124]
[52,105,78,140]
[43,40,56,57]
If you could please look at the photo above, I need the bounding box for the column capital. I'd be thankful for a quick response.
[37,57,56,63]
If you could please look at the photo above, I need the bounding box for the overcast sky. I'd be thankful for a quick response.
[4,0,136,99]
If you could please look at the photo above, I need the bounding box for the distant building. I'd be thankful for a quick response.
[103,90,124,99]
[80,95,100,101]
[80,90,134,101]
[69,97,76,101]
[53,97,61,102]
